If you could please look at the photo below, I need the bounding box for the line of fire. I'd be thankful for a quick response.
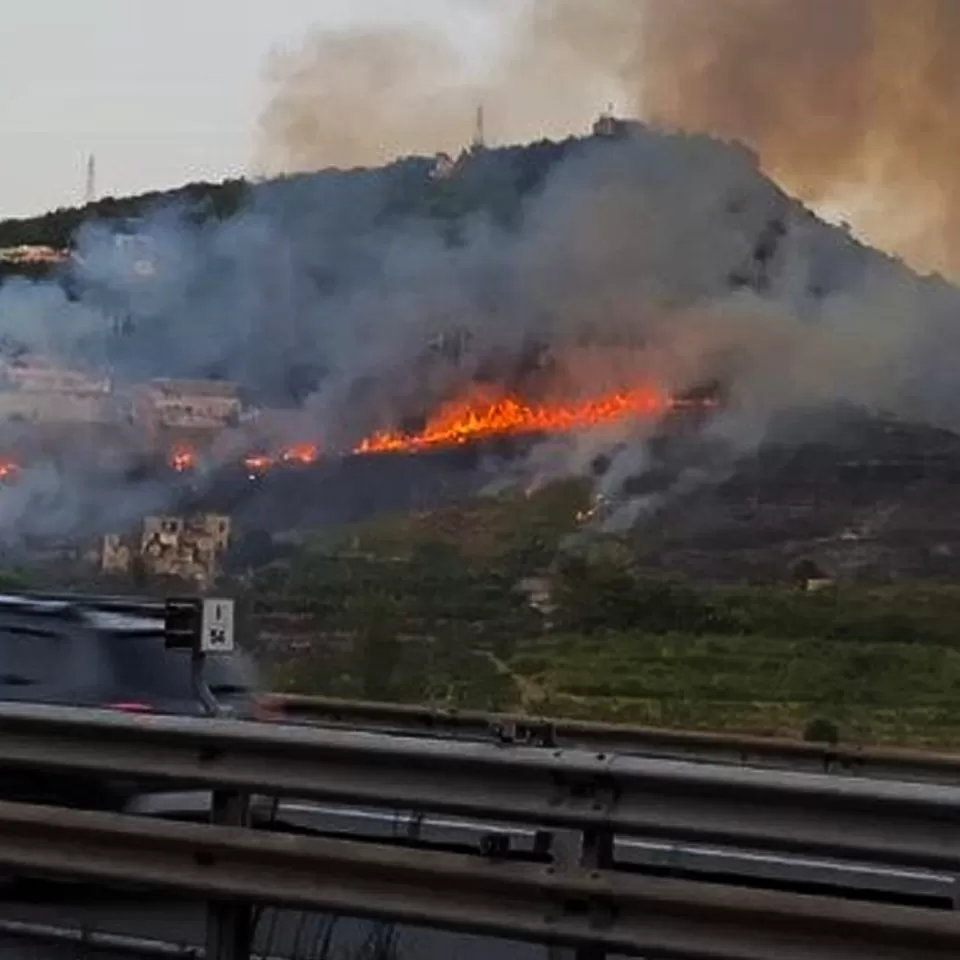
[0,344,722,486]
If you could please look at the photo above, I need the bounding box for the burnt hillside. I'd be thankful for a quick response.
[628,410,960,583]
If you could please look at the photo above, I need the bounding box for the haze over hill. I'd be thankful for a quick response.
[0,116,959,545]
[260,0,960,279]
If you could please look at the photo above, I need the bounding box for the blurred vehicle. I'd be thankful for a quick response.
[0,592,272,823]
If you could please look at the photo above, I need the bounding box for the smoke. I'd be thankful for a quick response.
[0,1,938,550]
[3,107,960,543]
[259,1,960,278]
[255,4,620,177]
[257,25,474,174]
[522,0,960,277]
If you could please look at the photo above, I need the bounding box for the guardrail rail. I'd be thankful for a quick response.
[1,702,960,959]
[268,692,960,784]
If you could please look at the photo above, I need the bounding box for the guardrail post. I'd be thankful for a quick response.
[206,789,253,960]
[547,825,614,960]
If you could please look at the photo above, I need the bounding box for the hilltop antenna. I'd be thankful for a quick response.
[85,154,97,205]
[472,105,486,151]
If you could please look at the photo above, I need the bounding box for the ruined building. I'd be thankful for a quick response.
[102,513,231,585]
[134,379,242,435]
[0,356,112,425]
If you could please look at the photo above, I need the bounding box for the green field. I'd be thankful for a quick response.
[500,629,960,746]
[254,482,960,749]
[265,608,960,749]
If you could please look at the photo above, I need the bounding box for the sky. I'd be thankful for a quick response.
[0,0,496,220]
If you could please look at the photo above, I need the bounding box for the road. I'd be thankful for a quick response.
[0,798,952,959]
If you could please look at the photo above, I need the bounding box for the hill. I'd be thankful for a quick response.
[0,118,958,557]
[0,138,577,283]
[0,118,919,303]
[6,121,960,747]
[248,476,960,748]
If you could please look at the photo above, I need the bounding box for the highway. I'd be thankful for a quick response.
[0,797,953,960]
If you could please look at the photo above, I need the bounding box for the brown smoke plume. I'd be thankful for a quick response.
[256,26,472,173]
[258,1,960,276]
[256,4,624,175]
[525,0,960,277]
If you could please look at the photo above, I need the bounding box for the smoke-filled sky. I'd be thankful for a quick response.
[5,1,960,540]
[6,0,960,277]
[260,0,960,279]
[0,0,496,219]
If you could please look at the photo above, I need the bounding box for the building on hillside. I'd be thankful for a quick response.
[592,108,647,139]
[134,379,242,432]
[0,391,110,424]
[0,356,112,424]
[0,358,109,395]
[430,152,457,180]
[100,534,132,575]
[0,246,68,265]
[101,513,231,584]
[516,576,556,622]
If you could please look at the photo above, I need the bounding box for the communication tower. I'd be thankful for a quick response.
[471,105,486,152]
[85,154,97,205]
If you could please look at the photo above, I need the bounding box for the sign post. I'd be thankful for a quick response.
[164,597,235,716]
[163,595,249,960]
[199,598,235,654]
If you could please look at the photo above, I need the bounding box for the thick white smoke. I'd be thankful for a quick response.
[0,124,958,543]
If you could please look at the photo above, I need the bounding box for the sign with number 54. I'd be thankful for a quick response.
[200,598,235,653]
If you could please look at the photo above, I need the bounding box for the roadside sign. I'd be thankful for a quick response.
[200,598,235,653]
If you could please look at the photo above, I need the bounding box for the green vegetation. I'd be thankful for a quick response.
[0,135,582,280]
[0,178,250,252]
[0,126,952,748]
[253,481,960,749]
[502,627,960,746]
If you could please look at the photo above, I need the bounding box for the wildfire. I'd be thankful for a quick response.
[353,386,670,455]
[160,382,704,476]
[243,454,273,478]
[170,447,196,472]
[281,443,319,465]
[243,443,319,478]
[0,460,20,483]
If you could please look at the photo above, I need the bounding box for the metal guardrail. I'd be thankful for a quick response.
[0,919,284,960]
[268,692,960,783]
[1,702,960,873]
[4,702,960,958]
[0,799,958,960]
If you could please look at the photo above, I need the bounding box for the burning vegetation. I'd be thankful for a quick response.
[0,365,713,492]
[354,385,672,455]
[169,380,707,478]
[0,110,958,566]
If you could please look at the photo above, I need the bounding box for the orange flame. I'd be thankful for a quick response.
[244,453,273,477]
[0,460,20,482]
[165,383,702,476]
[170,447,196,472]
[281,443,319,465]
[353,386,670,456]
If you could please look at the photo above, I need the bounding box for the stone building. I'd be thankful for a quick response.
[102,513,231,585]
[134,379,242,433]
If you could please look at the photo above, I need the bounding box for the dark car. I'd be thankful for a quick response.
[0,592,272,822]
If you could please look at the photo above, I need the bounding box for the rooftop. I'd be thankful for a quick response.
[146,379,240,398]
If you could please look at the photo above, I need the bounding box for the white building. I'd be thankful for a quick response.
[135,379,242,431]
